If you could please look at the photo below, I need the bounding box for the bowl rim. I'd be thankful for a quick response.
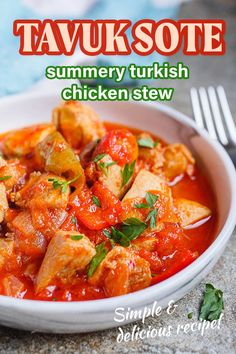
[0,93,235,314]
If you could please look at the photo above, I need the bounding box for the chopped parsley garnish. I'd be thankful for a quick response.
[137,137,159,149]
[103,218,147,247]
[199,284,224,321]
[120,218,147,240]
[0,175,12,181]
[87,242,108,278]
[70,235,83,241]
[71,215,77,225]
[93,153,106,163]
[109,226,131,247]
[92,195,101,207]
[48,175,80,193]
[121,161,136,187]
[97,161,116,176]
[103,229,116,248]
[135,192,159,229]
[146,208,158,229]
[93,153,116,176]
[145,192,159,207]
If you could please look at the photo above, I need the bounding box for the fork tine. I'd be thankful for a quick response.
[207,87,229,145]
[217,86,236,145]
[190,87,204,129]
[198,87,217,140]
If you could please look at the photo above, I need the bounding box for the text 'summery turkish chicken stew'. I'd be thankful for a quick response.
[0,102,216,301]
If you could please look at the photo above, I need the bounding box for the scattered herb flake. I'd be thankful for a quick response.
[188,312,193,319]
[199,284,224,321]
[146,208,158,229]
[121,161,136,187]
[135,192,158,210]
[98,161,116,176]
[103,218,147,247]
[110,226,131,247]
[135,203,150,209]
[88,242,108,278]
[146,192,159,208]
[137,137,159,149]
[92,195,101,207]
[70,235,83,241]
[0,175,12,181]
[93,153,106,163]
[48,175,80,194]
[103,229,116,248]
[71,215,77,225]
[121,218,147,240]
[52,297,57,301]
[137,137,155,148]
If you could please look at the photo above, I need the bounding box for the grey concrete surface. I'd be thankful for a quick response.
[0,0,235,353]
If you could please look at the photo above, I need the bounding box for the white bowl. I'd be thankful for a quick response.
[0,93,235,333]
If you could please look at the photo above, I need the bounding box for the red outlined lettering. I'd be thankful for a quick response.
[13,19,225,56]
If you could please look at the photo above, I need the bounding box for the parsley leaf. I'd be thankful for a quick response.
[188,312,193,319]
[146,208,158,229]
[71,215,77,225]
[135,192,158,209]
[103,218,147,247]
[199,284,224,321]
[134,203,150,209]
[92,195,101,207]
[121,218,147,240]
[48,175,80,194]
[93,153,106,163]
[137,137,158,149]
[87,242,108,277]
[121,161,136,187]
[135,192,159,229]
[146,192,159,208]
[97,161,116,176]
[110,226,131,247]
[70,234,83,241]
[0,176,12,181]
[103,229,116,248]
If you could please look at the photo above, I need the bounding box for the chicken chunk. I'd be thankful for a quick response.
[122,170,178,224]
[138,136,195,181]
[2,275,24,298]
[0,238,14,271]
[123,169,171,201]
[0,158,27,194]
[11,211,47,258]
[15,173,69,210]
[174,198,211,227]
[36,231,96,293]
[98,155,132,199]
[35,131,85,190]
[52,101,106,149]
[138,133,164,166]
[0,183,8,223]
[161,144,195,180]
[89,246,151,297]
[0,124,55,157]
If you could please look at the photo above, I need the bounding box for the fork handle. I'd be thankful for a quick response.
[227,147,236,167]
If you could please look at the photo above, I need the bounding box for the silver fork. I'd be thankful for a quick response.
[190,86,236,165]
